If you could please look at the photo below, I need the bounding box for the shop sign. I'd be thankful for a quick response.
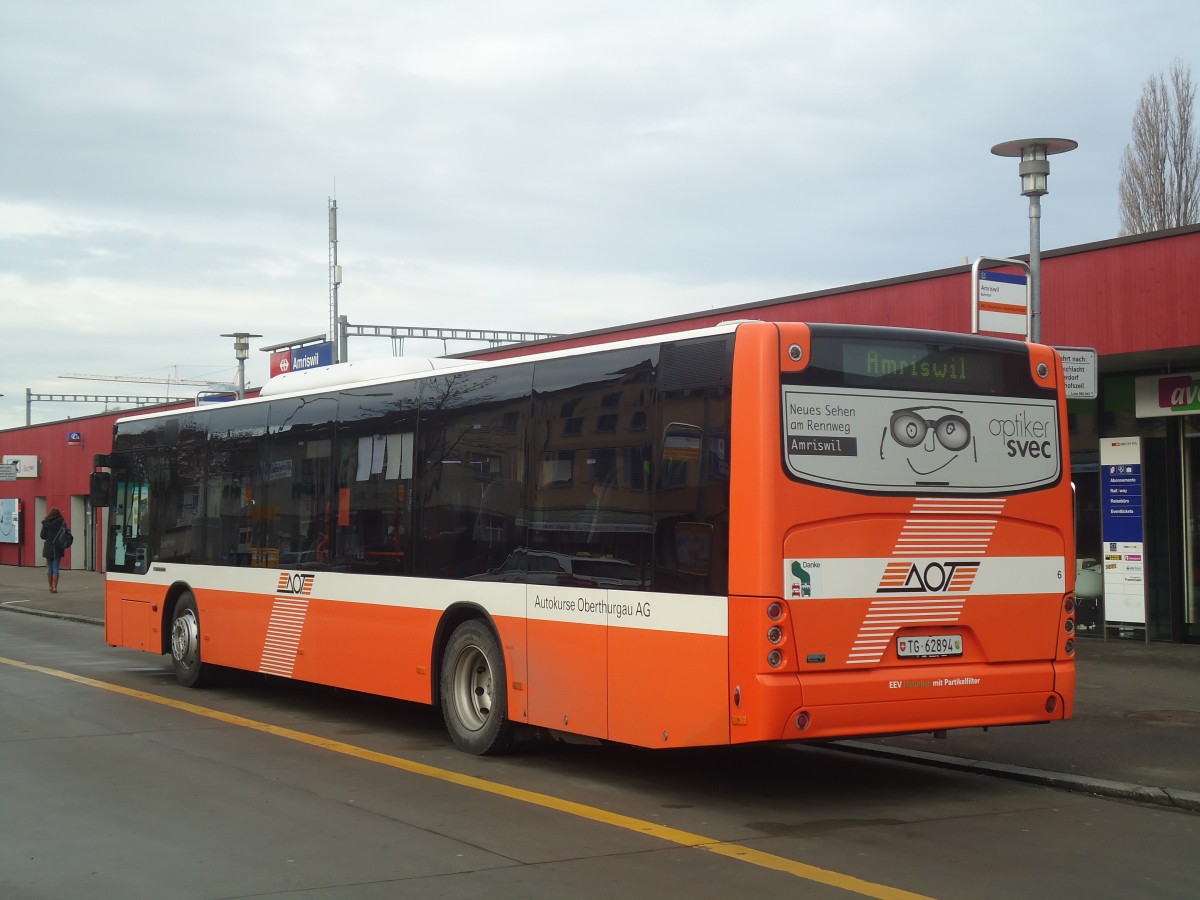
[1,455,38,478]
[1135,371,1200,418]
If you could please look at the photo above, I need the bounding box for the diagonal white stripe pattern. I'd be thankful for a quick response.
[259,598,309,677]
[844,497,1004,665]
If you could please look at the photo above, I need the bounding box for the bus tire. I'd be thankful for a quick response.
[170,591,211,688]
[440,619,514,755]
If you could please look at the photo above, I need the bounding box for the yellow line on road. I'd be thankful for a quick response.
[0,655,934,900]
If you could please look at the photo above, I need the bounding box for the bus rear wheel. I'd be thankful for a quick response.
[440,620,514,755]
[170,591,211,688]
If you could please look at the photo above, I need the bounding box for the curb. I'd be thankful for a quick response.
[834,740,1200,813]
[0,601,104,628]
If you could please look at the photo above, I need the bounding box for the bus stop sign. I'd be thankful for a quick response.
[971,257,1031,339]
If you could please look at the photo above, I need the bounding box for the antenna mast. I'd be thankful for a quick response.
[329,195,341,363]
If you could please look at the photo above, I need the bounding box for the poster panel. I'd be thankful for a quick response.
[1099,437,1146,627]
[0,498,19,544]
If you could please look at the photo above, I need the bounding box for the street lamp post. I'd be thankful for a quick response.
[990,137,1077,343]
[220,332,263,399]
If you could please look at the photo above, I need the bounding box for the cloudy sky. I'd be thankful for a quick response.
[1,1,1195,429]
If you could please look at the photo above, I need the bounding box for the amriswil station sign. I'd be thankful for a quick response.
[269,340,335,378]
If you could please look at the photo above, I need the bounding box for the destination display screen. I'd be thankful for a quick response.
[839,341,1006,392]
[788,328,1043,399]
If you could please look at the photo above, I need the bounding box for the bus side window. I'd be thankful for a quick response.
[415,364,532,580]
[266,395,337,570]
[336,384,419,575]
[652,337,732,595]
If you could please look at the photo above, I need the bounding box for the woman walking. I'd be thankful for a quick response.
[40,507,68,593]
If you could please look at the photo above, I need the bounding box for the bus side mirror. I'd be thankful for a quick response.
[90,472,112,507]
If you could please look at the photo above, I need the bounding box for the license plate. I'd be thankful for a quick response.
[897,634,963,658]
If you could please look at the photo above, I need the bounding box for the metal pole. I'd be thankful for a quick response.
[1029,192,1042,344]
[991,137,1076,346]
[329,198,339,364]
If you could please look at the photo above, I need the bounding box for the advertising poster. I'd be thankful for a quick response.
[781,386,1060,494]
[0,498,19,544]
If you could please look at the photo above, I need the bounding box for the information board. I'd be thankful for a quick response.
[1055,347,1098,400]
[1099,437,1146,627]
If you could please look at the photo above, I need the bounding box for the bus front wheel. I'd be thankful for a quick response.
[440,620,514,755]
[170,591,211,688]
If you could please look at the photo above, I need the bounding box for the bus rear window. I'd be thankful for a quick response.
[781,329,1061,495]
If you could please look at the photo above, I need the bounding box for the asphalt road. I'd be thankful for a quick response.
[5,566,1200,809]
[3,612,1199,900]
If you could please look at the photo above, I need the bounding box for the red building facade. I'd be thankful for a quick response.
[3,226,1199,639]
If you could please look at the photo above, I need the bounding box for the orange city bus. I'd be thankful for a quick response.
[93,321,1076,754]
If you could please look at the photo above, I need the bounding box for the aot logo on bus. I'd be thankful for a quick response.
[276,573,315,596]
[876,560,979,594]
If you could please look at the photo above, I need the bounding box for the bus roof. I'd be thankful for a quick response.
[112,321,747,425]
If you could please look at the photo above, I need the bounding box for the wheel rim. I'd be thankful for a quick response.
[450,643,493,733]
[171,609,200,671]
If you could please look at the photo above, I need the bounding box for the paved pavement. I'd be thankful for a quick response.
[2,563,1198,811]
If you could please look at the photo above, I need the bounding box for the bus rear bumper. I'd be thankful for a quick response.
[732,662,1073,744]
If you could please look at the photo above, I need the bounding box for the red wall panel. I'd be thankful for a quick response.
[477,228,1200,362]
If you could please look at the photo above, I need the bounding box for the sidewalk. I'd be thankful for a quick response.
[2,563,1198,811]
[0,564,105,625]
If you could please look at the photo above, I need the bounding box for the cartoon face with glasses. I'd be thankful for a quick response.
[880,405,977,477]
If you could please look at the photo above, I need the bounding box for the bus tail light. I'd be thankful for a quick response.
[794,711,811,731]
[1045,695,1058,714]
[765,600,790,669]
[1063,596,1076,655]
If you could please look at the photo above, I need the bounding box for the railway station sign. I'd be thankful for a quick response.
[270,341,335,378]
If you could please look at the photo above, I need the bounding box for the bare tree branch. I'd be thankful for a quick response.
[1119,59,1200,235]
